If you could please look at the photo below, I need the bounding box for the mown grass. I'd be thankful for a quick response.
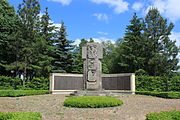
[146,110,180,120]
[0,112,42,120]
[136,91,180,99]
[0,90,50,97]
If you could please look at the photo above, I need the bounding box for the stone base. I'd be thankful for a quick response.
[70,90,111,97]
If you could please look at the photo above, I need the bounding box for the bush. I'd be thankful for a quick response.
[146,110,180,120]
[26,77,49,90]
[0,90,50,97]
[136,91,180,99]
[0,76,49,90]
[64,96,123,108]
[136,76,180,92]
[0,76,22,90]
[0,112,42,120]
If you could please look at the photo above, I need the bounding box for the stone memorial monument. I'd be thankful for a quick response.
[71,42,110,96]
[82,42,103,90]
[51,42,135,95]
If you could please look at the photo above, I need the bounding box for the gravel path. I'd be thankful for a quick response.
[0,94,179,120]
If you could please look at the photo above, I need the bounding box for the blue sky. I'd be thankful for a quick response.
[8,0,180,48]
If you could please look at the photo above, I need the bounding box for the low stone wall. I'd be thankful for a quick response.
[50,73,135,94]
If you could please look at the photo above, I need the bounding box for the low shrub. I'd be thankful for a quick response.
[136,91,180,99]
[0,76,22,90]
[0,112,42,120]
[26,77,49,90]
[0,90,50,97]
[0,76,49,90]
[146,110,180,120]
[64,96,123,108]
[136,76,180,92]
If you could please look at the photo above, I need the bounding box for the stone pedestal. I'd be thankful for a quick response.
[71,90,111,97]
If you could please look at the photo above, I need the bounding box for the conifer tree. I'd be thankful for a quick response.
[143,8,179,75]
[112,13,145,73]
[0,0,19,76]
[17,0,41,82]
[35,7,55,77]
[53,21,74,73]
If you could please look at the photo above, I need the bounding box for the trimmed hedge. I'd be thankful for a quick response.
[136,91,180,99]
[0,76,49,90]
[0,90,50,97]
[136,76,180,92]
[0,76,22,90]
[146,110,180,120]
[64,96,123,108]
[0,112,42,120]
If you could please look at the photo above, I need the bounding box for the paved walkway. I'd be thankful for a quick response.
[0,94,179,120]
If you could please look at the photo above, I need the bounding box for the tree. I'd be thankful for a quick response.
[101,40,115,73]
[53,21,74,73]
[72,39,88,73]
[143,8,179,75]
[111,13,145,73]
[17,0,41,83]
[35,7,55,77]
[0,0,19,76]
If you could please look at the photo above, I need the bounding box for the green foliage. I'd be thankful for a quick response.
[0,76,49,90]
[0,112,42,120]
[146,111,180,120]
[72,39,88,73]
[112,13,145,73]
[0,0,19,76]
[143,8,179,76]
[53,21,74,73]
[0,90,50,97]
[136,76,180,92]
[0,76,22,90]
[136,91,180,99]
[110,9,179,75]
[64,96,123,108]
[101,40,116,74]
[26,77,49,90]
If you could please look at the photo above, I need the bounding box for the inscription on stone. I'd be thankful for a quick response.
[82,42,103,90]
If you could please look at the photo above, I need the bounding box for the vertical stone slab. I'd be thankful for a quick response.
[82,42,103,90]
[130,73,135,94]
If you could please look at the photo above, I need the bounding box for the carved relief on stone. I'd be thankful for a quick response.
[87,44,97,58]
[88,59,96,70]
[87,70,96,82]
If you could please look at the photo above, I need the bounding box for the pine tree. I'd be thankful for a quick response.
[0,0,19,76]
[35,7,55,77]
[112,13,145,73]
[143,8,179,75]
[17,0,41,82]
[53,21,74,73]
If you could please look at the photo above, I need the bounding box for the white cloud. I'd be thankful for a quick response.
[132,2,144,11]
[90,0,129,14]
[169,31,180,64]
[92,37,115,44]
[93,13,108,21]
[38,12,61,32]
[146,0,180,22]
[97,31,108,35]
[74,38,81,45]
[49,20,61,32]
[170,31,180,47]
[47,0,72,5]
